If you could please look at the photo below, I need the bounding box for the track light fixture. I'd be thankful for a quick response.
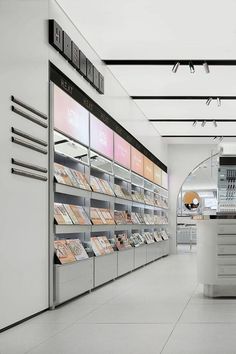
[192,120,197,127]
[189,61,195,73]
[217,97,221,107]
[206,97,212,105]
[172,62,180,73]
[203,61,210,74]
[213,120,217,127]
[219,136,223,142]
[201,120,206,127]
[213,136,217,140]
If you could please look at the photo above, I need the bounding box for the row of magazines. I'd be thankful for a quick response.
[55,230,169,264]
[55,163,168,208]
[54,203,168,225]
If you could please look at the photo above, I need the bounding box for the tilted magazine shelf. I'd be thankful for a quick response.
[50,80,169,307]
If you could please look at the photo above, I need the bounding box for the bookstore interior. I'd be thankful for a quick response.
[2,3,236,352]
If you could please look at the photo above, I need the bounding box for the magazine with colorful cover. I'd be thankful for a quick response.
[54,240,76,264]
[99,236,114,254]
[121,187,132,200]
[115,233,131,251]
[114,210,126,224]
[66,239,89,260]
[129,234,140,247]
[153,231,163,242]
[91,237,106,256]
[131,212,140,224]
[64,204,91,225]
[114,184,125,199]
[54,203,73,225]
[64,167,81,188]
[99,179,114,196]
[90,207,104,224]
[99,209,115,224]
[54,163,73,186]
[90,175,103,193]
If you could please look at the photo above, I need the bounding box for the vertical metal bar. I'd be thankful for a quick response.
[48,81,55,309]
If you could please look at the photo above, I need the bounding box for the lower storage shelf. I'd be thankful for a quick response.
[117,248,134,276]
[54,257,94,305]
[94,252,118,287]
[54,242,170,306]
[146,243,158,263]
[134,245,147,269]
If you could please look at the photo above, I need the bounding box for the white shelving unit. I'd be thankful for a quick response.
[51,83,169,307]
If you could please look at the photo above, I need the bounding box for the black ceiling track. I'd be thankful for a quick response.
[149,119,236,122]
[103,59,236,66]
[161,135,236,138]
[132,96,236,100]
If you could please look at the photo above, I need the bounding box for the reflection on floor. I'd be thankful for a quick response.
[1,250,236,354]
[177,243,197,254]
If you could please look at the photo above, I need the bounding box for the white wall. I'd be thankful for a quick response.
[168,144,218,253]
[49,0,168,165]
[0,0,49,329]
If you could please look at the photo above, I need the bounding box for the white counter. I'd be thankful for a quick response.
[196,218,236,297]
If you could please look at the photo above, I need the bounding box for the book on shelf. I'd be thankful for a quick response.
[153,231,163,242]
[54,163,91,191]
[90,207,104,225]
[54,163,73,186]
[114,184,132,200]
[161,230,169,240]
[142,232,155,244]
[90,175,103,193]
[144,194,155,205]
[114,184,126,199]
[91,236,114,256]
[70,169,91,190]
[131,212,140,224]
[54,203,73,225]
[114,210,132,224]
[90,176,114,196]
[99,208,115,224]
[129,233,140,247]
[64,204,91,225]
[91,208,115,225]
[115,233,132,250]
[66,239,89,261]
[54,240,76,264]
[99,179,114,196]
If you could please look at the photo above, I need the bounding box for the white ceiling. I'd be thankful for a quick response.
[57,0,236,144]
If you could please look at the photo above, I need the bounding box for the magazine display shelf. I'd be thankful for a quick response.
[51,109,169,308]
[94,252,118,287]
[54,257,94,305]
[117,248,134,276]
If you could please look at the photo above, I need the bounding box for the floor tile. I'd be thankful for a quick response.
[27,323,173,354]
[162,323,236,354]
[0,322,66,354]
[180,302,236,323]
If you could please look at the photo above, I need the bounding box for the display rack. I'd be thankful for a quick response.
[50,80,169,307]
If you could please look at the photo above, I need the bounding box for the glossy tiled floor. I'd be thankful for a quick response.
[2,247,236,354]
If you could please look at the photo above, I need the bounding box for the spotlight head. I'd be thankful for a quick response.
[219,136,223,142]
[192,120,197,127]
[203,61,210,74]
[213,120,217,127]
[217,97,221,107]
[213,136,217,140]
[172,62,180,73]
[201,120,206,127]
[189,61,195,74]
[206,97,212,105]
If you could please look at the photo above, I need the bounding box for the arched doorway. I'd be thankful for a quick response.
[176,153,219,252]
